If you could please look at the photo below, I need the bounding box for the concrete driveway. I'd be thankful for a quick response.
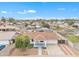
[47,45,66,56]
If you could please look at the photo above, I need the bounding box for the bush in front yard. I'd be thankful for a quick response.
[27,44,33,48]
[15,34,30,48]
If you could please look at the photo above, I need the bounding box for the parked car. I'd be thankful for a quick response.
[0,44,5,51]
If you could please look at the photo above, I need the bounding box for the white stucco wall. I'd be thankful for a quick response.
[45,40,57,44]
[30,40,58,45]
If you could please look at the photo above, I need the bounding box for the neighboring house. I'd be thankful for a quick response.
[26,25,35,32]
[57,22,69,28]
[73,23,79,28]
[35,25,42,29]
[0,32,16,45]
[72,29,79,36]
[0,26,16,31]
[50,21,69,28]
[26,25,42,32]
[59,23,68,28]
[15,24,25,29]
[26,25,35,29]
[35,28,53,32]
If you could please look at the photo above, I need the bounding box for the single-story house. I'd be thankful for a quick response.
[35,25,42,29]
[0,25,20,31]
[26,25,42,30]
[0,26,16,31]
[35,28,53,32]
[0,31,16,45]
[26,32,66,48]
[73,23,79,28]
[26,25,35,29]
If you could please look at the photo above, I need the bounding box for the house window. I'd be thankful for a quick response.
[31,39,34,42]
[40,41,44,42]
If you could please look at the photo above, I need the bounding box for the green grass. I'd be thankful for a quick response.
[53,27,63,31]
[67,35,79,43]
[27,44,33,48]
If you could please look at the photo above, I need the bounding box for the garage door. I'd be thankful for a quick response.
[58,40,65,44]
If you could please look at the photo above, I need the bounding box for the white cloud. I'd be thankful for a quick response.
[1,11,7,14]
[70,16,78,19]
[27,10,36,13]
[57,8,65,11]
[17,10,27,14]
[17,10,36,14]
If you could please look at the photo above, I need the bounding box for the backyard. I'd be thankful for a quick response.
[66,35,79,43]
[53,26,64,31]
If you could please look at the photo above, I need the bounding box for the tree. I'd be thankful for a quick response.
[64,19,74,25]
[41,21,50,28]
[8,17,16,23]
[24,22,28,27]
[30,21,33,25]
[15,34,30,49]
[1,17,6,23]
[42,23,50,28]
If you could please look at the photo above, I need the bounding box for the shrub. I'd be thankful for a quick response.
[15,34,30,48]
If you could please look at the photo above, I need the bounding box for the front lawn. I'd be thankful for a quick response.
[27,44,33,48]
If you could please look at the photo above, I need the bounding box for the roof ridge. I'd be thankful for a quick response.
[34,34,46,40]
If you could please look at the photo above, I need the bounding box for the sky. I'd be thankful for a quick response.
[0,2,79,19]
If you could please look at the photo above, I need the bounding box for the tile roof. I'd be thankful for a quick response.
[26,32,59,41]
